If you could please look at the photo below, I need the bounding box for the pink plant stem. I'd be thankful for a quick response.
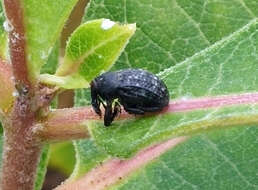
[166,93,258,112]
[1,118,42,190]
[56,137,187,190]
[40,92,258,141]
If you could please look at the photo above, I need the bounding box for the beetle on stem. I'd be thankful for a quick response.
[91,69,169,126]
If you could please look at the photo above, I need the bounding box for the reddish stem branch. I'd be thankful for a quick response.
[3,0,30,87]
[166,93,258,112]
[39,107,96,141]
[40,92,258,142]
[55,136,187,190]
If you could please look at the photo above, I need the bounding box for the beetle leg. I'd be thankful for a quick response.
[112,102,121,119]
[104,100,114,126]
[99,98,107,109]
[91,86,102,116]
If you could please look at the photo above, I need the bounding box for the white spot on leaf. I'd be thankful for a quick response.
[101,19,115,30]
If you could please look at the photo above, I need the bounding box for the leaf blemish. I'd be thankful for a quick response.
[101,19,115,30]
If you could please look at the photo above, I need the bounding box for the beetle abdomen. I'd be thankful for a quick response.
[115,69,169,111]
[116,69,169,100]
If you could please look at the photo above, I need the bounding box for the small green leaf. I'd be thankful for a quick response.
[22,0,79,81]
[39,73,89,89]
[52,19,135,89]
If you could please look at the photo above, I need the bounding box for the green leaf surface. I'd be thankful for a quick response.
[70,139,108,180]
[40,41,59,75]
[84,0,257,73]
[48,142,75,176]
[22,0,78,81]
[34,145,50,190]
[71,0,258,189]
[115,126,258,190]
[51,19,135,89]
[0,3,7,59]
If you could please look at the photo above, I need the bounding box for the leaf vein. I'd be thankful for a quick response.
[138,27,178,64]
[203,136,257,187]
[158,18,258,80]
[174,0,210,46]
[238,0,256,18]
[160,161,198,189]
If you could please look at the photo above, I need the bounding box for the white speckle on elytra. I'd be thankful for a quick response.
[98,55,103,59]
[101,19,115,30]
[3,20,13,32]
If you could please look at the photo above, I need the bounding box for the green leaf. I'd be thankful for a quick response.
[34,145,50,190]
[48,142,76,176]
[84,0,256,73]
[0,3,7,59]
[22,0,79,81]
[40,41,60,75]
[71,0,258,189]
[70,139,108,180]
[88,18,258,157]
[47,19,135,89]
[115,126,258,190]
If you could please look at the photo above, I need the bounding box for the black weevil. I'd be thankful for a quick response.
[90,69,169,126]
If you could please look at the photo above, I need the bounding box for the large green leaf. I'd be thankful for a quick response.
[22,0,78,81]
[69,0,258,189]
[115,126,258,190]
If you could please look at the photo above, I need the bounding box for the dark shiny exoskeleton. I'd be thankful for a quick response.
[90,69,169,126]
